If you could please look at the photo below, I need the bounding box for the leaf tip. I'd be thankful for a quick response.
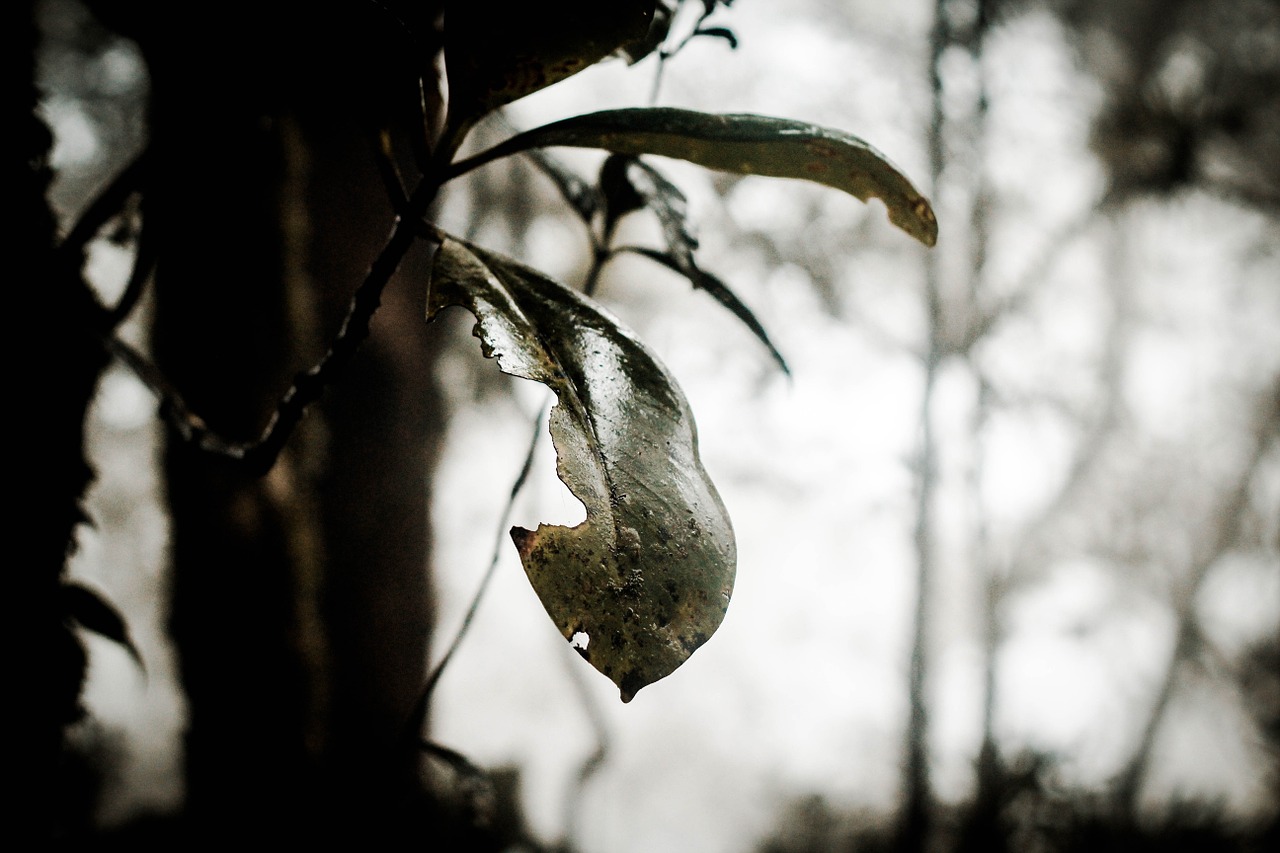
[619,670,647,703]
[901,194,939,247]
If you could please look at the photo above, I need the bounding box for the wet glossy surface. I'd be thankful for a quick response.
[453,107,938,246]
[427,236,737,702]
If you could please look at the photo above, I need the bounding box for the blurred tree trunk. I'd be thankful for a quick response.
[106,1,446,840]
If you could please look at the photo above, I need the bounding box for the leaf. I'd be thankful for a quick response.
[607,155,698,257]
[598,153,650,226]
[692,26,738,49]
[443,1,656,133]
[621,246,790,374]
[446,107,939,247]
[523,147,603,226]
[603,154,790,372]
[426,233,736,702]
[62,582,145,672]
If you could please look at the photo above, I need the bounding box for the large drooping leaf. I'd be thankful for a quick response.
[445,107,939,246]
[443,1,656,136]
[426,232,736,702]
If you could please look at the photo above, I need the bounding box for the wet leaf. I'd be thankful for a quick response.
[444,1,656,134]
[447,107,938,246]
[692,26,738,49]
[426,233,736,702]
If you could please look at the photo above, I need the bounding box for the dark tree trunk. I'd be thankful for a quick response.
[112,1,446,841]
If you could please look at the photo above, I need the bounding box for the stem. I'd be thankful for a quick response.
[405,406,548,737]
[1113,378,1279,817]
[112,178,440,476]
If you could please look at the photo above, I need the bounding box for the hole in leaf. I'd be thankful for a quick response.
[570,631,590,650]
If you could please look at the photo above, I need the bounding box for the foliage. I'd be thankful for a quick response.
[422,2,936,700]
[46,0,934,755]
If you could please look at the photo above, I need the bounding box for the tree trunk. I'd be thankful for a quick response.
[122,2,446,840]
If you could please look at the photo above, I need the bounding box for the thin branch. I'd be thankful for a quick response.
[984,219,1132,585]
[58,147,149,262]
[584,217,621,297]
[372,128,411,214]
[418,739,496,825]
[953,190,1117,357]
[111,180,439,475]
[649,3,727,105]
[1113,376,1280,817]
[560,638,612,849]
[403,405,549,739]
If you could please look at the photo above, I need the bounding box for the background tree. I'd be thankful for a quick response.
[37,0,938,846]
[36,1,1278,851]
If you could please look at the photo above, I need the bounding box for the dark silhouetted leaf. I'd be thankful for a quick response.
[443,1,656,137]
[426,232,736,702]
[693,26,738,49]
[523,148,602,226]
[62,582,144,672]
[621,245,790,374]
[599,153,650,226]
[603,155,790,372]
[611,156,698,257]
[446,108,938,246]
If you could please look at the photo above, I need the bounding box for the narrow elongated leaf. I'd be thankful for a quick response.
[522,147,603,226]
[426,233,736,702]
[621,246,790,374]
[604,155,789,372]
[446,108,938,246]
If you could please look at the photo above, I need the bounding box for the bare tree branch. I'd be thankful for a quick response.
[1113,375,1280,816]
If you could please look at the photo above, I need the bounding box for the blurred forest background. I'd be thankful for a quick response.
[33,0,1278,850]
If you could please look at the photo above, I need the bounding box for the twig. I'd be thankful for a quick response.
[110,179,439,475]
[648,3,729,106]
[560,639,612,849]
[372,129,411,214]
[403,405,549,739]
[58,147,149,262]
[953,191,1116,356]
[105,207,157,329]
